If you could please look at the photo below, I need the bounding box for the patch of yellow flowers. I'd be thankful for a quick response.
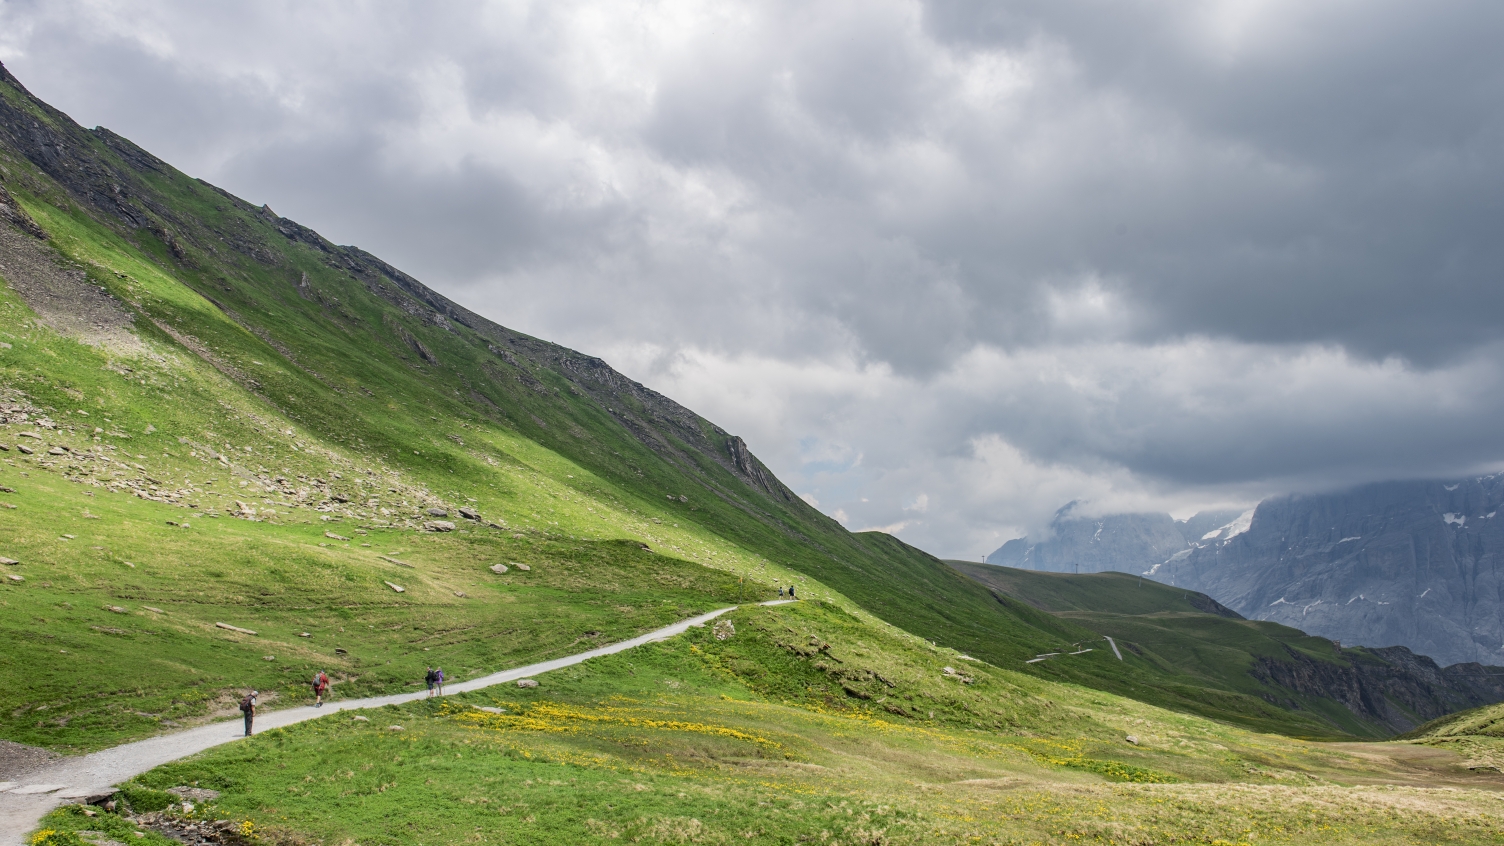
[452,699,783,750]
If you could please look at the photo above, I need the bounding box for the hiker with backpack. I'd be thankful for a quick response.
[312,670,330,707]
[240,690,258,736]
[425,667,437,698]
[435,667,445,696]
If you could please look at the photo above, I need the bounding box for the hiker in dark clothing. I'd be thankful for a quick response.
[425,667,437,698]
[240,690,258,736]
[779,585,785,598]
[789,584,796,600]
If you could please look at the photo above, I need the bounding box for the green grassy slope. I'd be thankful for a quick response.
[37,600,1504,845]
[1405,701,1504,772]
[0,59,1121,751]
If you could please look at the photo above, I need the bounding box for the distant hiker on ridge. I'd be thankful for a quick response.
[425,667,437,698]
[240,689,258,736]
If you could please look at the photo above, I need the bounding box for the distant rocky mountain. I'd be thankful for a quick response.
[987,502,1246,575]
[1157,477,1504,668]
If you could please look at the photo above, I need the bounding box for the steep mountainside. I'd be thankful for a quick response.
[1157,477,1504,668]
[987,502,1245,575]
[0,58,1259,751]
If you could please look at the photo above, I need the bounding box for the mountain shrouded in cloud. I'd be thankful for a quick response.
[4,0,1501,556]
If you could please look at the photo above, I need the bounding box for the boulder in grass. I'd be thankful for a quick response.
[0,556,17,566]
[516,678,539,688]
[384,581,405,593]
[459,506,480,520]
[427,508,449,517]
[514,562,530,571]
[489,563,508,574]
[387,725,404,731]
[423,520,455,532]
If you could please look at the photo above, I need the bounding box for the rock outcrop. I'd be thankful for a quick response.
[1158,477,1504,667]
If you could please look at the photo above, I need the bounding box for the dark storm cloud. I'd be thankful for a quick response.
[2,1,1503,556]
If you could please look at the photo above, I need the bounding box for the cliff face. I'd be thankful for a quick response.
[1159,477,1504,667]
[1249,645,1504,733]
[987,504,1244,575]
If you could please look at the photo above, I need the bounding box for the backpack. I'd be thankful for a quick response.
[239,694,254,713]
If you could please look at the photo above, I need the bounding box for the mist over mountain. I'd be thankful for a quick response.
[985,503,1245,575]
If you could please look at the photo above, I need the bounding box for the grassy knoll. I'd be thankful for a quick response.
[1407,701,1504,773]
[33,602,1504,845]
[948,563,1242,618]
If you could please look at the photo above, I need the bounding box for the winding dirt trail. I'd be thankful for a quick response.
[1,601,794,842]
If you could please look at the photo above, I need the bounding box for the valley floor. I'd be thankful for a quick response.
[20,601,1504,846]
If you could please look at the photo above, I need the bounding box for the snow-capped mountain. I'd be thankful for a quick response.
[1156,477,1504,667]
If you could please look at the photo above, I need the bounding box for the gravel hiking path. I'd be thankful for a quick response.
[1,601,797,842]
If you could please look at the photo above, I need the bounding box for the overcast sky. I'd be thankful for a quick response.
[4,1,1504,557]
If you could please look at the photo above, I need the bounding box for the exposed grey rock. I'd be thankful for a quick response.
[167,786,220,802]
[459,506,479,520]
[489,563,508,574]
[713,619,735,641]
[516,678,539,688]
[427,507,449,517]
[1158,476,1504,668]
[423,520,455,532]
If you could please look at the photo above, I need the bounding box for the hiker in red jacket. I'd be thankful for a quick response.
[312,670,330,707]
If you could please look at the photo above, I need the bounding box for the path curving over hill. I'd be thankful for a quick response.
[0,602,794,843]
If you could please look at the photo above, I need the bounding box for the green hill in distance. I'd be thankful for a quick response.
[950,561,1504,739]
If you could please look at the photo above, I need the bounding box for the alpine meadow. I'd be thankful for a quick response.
[1,48,1503,846]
